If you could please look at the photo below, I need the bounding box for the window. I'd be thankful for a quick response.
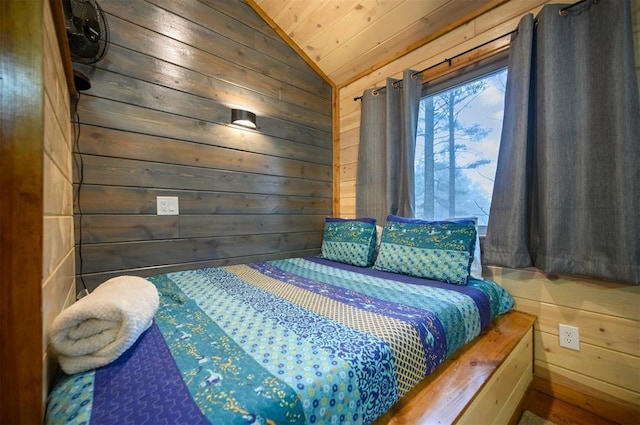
[415,60,508,234]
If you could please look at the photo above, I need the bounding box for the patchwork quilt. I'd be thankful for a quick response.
[46,257,513,425]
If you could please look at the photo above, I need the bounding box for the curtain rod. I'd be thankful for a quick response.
[353,0,594,102]
[353,29,516,101]
[559,0,594,16]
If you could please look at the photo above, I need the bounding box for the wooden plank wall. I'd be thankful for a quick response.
[42,0,76,407]
[336,0,640,422]
[486,268,640,423]
[74,0,333,289]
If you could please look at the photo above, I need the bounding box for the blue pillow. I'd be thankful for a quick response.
[320,217,377,267]
[373,215,477,285]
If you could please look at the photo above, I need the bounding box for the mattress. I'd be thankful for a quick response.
[46,256,513,425]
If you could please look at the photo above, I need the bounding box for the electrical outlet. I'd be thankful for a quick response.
[157,196,179,215]
[559,324,580,351]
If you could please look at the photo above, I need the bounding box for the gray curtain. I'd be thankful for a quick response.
[485,0,640,284]
[356,69,421,224]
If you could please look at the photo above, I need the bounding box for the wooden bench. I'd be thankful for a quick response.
[375,310,536,424]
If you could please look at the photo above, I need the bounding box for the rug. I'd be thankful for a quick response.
[518,410,558,425]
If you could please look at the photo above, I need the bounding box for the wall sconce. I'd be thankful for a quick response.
[231,109,257,129]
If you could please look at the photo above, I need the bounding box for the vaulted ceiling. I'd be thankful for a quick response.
[248,0,504,88]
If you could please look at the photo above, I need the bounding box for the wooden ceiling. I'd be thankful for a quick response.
[248,0,504,88]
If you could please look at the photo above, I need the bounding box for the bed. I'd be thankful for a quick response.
[46,254,514,425]
[46,216,523,424]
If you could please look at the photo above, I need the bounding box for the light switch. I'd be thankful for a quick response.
[157,196,179,215]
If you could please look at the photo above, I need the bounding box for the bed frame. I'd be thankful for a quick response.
[376,310,536,424]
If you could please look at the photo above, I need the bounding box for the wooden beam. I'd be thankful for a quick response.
[49,0,76,94]
[0,1,45,422]
[332,85,340,216]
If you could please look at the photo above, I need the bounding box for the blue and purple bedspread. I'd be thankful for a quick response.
[46,257,513,425]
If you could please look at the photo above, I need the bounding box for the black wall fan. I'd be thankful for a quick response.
[64,0,110,89]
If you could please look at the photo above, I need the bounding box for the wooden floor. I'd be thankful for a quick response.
[522,389,620,425]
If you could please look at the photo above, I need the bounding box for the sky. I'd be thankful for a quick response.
[451,68,507,197]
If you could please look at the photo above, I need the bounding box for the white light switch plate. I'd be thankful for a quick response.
[157,196,179,215]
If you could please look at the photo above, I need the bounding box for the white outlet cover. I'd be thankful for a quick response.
[157,196,179,215]
[559,323,580,351]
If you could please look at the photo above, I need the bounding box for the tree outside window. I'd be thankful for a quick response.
[415,68,507,229]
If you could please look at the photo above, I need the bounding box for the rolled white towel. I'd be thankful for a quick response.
[48,275,159,374]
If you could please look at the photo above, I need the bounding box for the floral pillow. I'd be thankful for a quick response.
[320,217,377,267]
[373,215,477,285]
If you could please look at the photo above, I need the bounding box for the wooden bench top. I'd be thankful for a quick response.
[375,310,537,424]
